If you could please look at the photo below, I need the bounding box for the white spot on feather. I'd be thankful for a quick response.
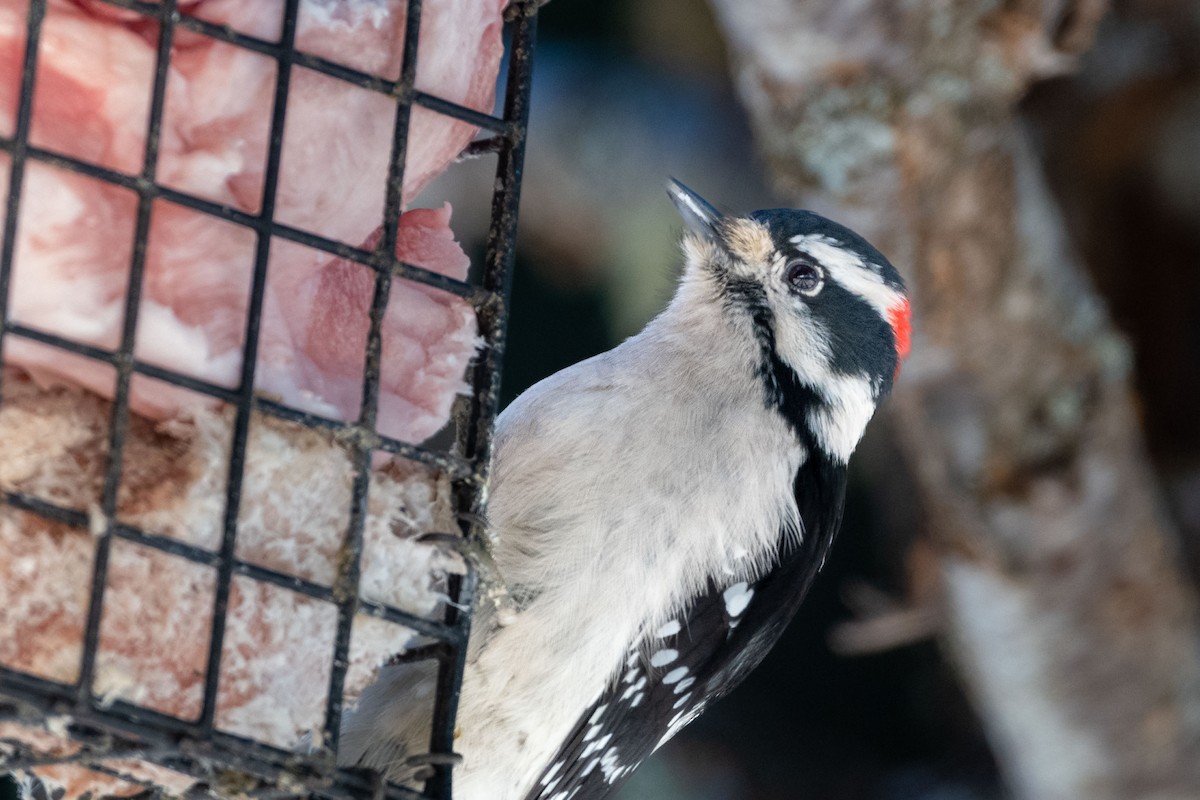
[542,761,564,785]
[662,666,689,685]
[723,582,754,617]
[656,619,681,638]
[601,746,622,783]
[650,648,678,667]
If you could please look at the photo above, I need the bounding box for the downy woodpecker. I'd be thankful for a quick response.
[340,180,912,800]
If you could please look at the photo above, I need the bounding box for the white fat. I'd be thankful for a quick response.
[300,0,391,31]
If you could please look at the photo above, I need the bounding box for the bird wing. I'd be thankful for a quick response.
[524,458,847,800]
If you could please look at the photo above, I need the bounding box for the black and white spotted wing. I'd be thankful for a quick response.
[525,457,848,800]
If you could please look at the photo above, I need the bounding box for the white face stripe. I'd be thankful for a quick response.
[789,234,904,319]
[768,293,878,463]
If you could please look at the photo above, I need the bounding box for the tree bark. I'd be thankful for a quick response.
[706,2,1200,797]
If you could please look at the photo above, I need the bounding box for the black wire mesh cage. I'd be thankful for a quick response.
[0,0,536,797]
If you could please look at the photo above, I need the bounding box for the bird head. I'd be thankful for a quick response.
[667,179,911,463]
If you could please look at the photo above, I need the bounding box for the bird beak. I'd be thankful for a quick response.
[667,178,721,239]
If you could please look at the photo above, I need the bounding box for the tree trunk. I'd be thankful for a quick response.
[706,2,1200,797]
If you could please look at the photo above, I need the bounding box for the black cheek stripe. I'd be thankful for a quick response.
[723,278,823,454]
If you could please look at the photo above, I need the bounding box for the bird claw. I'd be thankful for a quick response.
[406,752,465,767]
[384,642,444,667]
[416,531,470,552]
[416,533,519,623]
[405,751,465,782]
[417,531,501,579]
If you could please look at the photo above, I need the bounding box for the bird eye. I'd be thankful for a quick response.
[785,259,823,296]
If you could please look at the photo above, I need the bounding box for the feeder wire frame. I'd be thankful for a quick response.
[0,0,538,797]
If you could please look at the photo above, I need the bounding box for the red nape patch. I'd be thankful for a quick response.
[888,297,912,374]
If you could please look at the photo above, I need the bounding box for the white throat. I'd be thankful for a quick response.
[805,372,878,463]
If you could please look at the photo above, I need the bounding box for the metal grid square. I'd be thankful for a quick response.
[0,1,537,797]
